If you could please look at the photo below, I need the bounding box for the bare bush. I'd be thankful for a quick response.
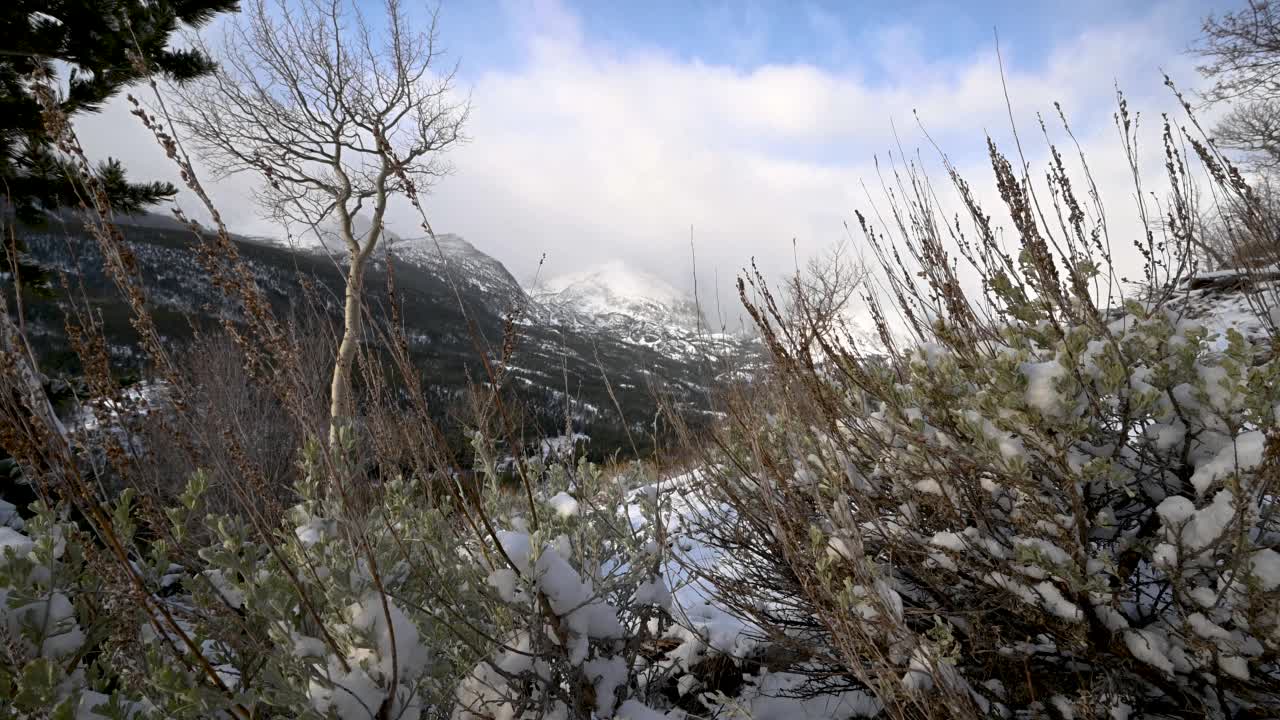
[1194,175,1280,270]
[134,319,332,516]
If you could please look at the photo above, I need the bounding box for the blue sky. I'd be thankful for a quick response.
[84,0,1242,314]
[435,0,1227,77]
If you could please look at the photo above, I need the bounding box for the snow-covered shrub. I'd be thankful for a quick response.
[0,505,110,718]
[0,430,685,718]
[451,435,679,719]
[694,110,1280,718]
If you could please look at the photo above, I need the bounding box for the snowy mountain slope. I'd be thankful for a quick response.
[275,219,751,363]
[383,233,526,314]
[16,213,764,459]
[277,217,526,315]
[529,262,756,365]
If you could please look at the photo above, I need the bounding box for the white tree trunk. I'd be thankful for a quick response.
[328,259,365,445]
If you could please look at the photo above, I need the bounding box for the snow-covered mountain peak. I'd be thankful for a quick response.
[535,262,704,332]
[541,261,685,305]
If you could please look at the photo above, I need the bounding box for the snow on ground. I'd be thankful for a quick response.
[70,381,170,433]
[1168,273,1280,348]
[626,470,756,659]
[540,432,591,461]
[623,469,879,718]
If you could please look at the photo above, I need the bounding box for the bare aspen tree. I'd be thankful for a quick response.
[172,0,467,442]
[784,240,868,352]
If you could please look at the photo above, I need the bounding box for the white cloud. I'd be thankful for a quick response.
[71,0,1218,326]
[420,0,1209,303]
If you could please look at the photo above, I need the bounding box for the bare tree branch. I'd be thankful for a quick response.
[1197,0,1280,104]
